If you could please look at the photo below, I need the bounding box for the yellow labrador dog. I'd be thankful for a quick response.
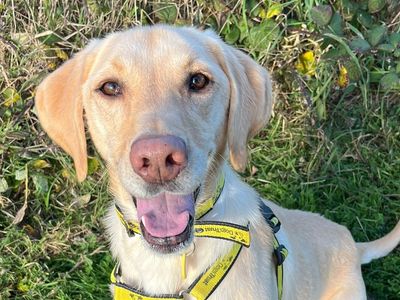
[35,25,399,300]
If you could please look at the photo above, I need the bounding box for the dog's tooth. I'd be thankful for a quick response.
[141,216,147,228]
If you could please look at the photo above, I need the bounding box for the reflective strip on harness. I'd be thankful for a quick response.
[115,207,141,236]
[187,242,242,300]
[195,176,225,220]
[111,243,243,300]
[194,221,250,247]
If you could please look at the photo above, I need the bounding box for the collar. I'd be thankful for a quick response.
[111,175,288,300]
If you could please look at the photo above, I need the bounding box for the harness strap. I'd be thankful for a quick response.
[111,177,288,300]
[186,243,242,299]
[111,243,242,300]
[115,206,141,236]
[259,200,288,300]
[111,264,183,300]
[195,176,225,220]
[193,221,250,247]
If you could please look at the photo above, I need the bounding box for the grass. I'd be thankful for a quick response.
[0,0,399,299]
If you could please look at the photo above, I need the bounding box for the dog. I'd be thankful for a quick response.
[35,25,400,299]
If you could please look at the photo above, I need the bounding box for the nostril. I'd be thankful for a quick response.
[143,157,150,168]
[166,154,175,167]
[166,152,186,167]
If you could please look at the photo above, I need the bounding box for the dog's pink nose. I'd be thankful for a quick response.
[130,135,187,183]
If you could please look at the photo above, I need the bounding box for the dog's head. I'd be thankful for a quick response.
[35,25,273,253]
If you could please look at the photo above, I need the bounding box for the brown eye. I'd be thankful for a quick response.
[189,74,209,91]
[99,81,122,96]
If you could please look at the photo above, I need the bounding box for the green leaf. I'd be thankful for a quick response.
[15,169,27,181]
[72,193,91,207]
[87,157,100,175]
[370,71,384,83]
[376,43,395,52]
[327,12,344,36]
[0,178,8,193]
[87,0,100,14]
[154,3,177,23]
[396,62,400,74]
[247,19,280,51]
[224,25,240,44]
[205,16,218,31]
[323,46,347,59]
[389,33,400,47]
[342,83,357,95]
[380,73,399,90]
[315,98,326,120]
[367,25,387,47]
[32,174,49,195]
[11,32,30,46]
[35,30,63,45]
[237,19,249,42]
[357,10,374,28]
[246,0,260,16]
[344,60,362,82]
[2,87,21,107]
[395,49,400,58]
[349,38,371,53]
[212,0,225,12]
[310,5,333,26]
[342,0,359,21]
[368,0,386,13]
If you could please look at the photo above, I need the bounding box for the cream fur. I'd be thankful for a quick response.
[35,25,400,299]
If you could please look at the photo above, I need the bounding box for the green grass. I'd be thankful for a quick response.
[1,0,399,299]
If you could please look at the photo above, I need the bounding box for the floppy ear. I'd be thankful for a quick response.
[209,36,274,172]
[35,46,96,182]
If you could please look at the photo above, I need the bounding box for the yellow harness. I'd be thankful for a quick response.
[111,176,288,300]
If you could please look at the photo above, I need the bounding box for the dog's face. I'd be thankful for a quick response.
[35,25,273,254]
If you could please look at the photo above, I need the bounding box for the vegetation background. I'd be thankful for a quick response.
[0,0,399,299]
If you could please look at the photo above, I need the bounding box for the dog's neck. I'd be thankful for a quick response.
[106,163,264,296]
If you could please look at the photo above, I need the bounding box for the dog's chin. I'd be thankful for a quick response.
[140,216,194,254]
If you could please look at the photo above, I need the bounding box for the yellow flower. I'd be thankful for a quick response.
[2,88,21,107]
[55,48,69,61]
[295,51,316,76]
[338,65,349,88]
[260,3,282,19]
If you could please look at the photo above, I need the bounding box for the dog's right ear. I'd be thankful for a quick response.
[35,42,98,182]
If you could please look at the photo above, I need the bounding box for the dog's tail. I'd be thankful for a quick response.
[357,220,400,264]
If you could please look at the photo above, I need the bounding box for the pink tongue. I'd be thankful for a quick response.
[136,193,195,238]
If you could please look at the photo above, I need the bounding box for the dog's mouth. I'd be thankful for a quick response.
[136,187,200,253]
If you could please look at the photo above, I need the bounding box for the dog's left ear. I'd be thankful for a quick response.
[207,33,274,171]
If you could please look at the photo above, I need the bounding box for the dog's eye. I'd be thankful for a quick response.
[189,74,209,91]
[99,82,122,96]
